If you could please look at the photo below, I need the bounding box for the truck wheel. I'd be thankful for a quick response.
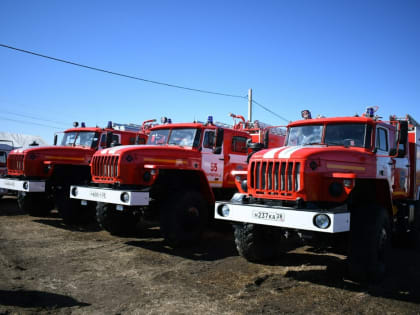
[408,200,420,249]
[96,203,138,236]
[17,191,52,217]
[348,205,391,282]
[56,188,93,224]
[233,223,284,262]
[159,191,208,247]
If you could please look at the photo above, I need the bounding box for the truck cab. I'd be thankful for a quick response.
[0,140,14,198]
[0,120,152,223]
[70,115,285,245]
[215,108,420,281]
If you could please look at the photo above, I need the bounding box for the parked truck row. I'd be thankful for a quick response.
[1,108,419,281]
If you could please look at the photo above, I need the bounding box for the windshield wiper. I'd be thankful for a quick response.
[326,141,344,146]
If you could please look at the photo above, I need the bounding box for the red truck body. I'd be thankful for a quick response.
[215,109,420,281]
[70,116,285,244]
[0,121,152,222]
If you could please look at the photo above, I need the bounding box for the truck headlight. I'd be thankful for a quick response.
[313,214,331,229]
[71,187,78,197]
[217,204,230,217]
[120,192,130,203]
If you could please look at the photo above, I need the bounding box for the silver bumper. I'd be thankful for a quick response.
[0,178,46,192]
[70,185,149,206]
[215,195,350,233]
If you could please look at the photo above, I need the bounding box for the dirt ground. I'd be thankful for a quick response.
[1,196,420,314]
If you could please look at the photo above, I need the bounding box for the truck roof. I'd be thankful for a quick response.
[64,127,139,134]
[151,123,219,130]
[289,116,376,127]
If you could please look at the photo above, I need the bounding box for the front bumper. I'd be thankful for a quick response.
[70,185,149,206]
[0,178,46,192]
[215,194,350,233]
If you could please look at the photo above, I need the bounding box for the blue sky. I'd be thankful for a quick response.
[0,0,419,144]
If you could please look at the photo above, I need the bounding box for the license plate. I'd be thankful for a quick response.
[116,205,124,211]
[252,210,285,222]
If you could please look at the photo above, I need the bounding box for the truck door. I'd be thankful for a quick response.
[376,126,393,187]
[201,129,224,188]
[390,126,410,197]
[223,135,248,187]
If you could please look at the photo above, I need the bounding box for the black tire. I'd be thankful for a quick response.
[56,188,93,224]
[407,199,420,249]
[159,191,208,247]
[96,202,138,236]
[348,205,391,282]
[233,223,285,262]
[17,191,53,217]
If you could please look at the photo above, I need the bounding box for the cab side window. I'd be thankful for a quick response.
[111,134,121,146]
[0,152,6,165]
[376,128,388,152]
[203,131,215,149]
[231,136,248,153]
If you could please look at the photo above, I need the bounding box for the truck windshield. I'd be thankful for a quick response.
[61,131,99,148]
[286,123,370,148]
[147,128,199,147]
[324,123,368,148]
[287,125,323,146]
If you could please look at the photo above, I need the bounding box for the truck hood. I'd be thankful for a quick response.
[97,144,200,161]
[10,146,95,163]
[253,145,374,165]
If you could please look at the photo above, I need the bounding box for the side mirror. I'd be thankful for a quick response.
[399,121,408,143]
[53,134,58,146]
[263,129,269,148]
[213,128,224,154]
[105,132,113,148]
[395,121,408,157]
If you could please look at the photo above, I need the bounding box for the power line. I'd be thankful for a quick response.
[0,43,247,99]
[0,116,62,129]
[0,43,291,123]
[252,99,290,123]
[0,108,69,126]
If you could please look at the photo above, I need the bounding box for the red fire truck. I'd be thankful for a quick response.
[0,120,154,223]
[215,108,420,281]
[0,140,14,198]
[70,115,285,245]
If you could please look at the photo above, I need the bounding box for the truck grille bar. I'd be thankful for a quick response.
[92,155,119,180]
[8,154,24,172]
[250,160,301,195]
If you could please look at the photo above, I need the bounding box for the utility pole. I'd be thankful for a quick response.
[248,88,252,122]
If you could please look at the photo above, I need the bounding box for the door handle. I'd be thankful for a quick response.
[219,158,224,161]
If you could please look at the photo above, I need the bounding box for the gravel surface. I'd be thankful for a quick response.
[1,196,420,314]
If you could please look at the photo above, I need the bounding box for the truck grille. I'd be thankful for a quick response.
[250,160,301,195]
[7,154,24,172]
[92,155,119,180]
